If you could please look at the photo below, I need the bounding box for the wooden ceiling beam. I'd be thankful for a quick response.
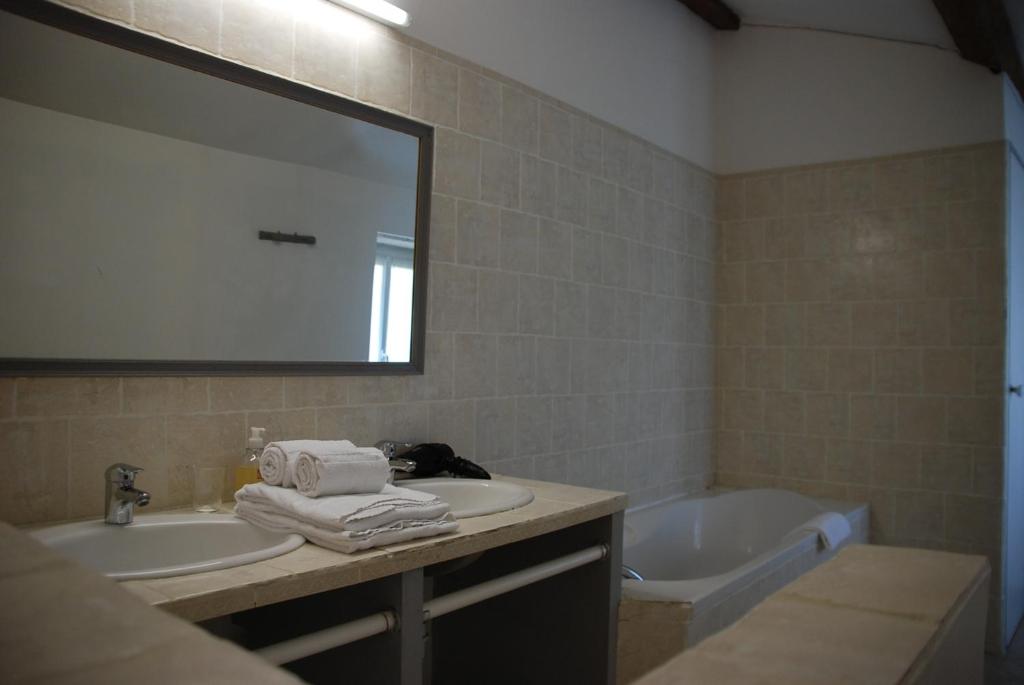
[676,0,740,31]
[933,0,1024,98]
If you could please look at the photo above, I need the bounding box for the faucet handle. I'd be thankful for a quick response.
[105,463,144,484]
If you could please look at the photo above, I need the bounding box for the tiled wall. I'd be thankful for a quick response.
[714,143,1007,639]
[0,0,716,525]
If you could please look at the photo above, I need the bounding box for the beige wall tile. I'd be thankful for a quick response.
[745,262,785,303]
[948,397,1002,446]
[784,260,829,301]
[356,36,410,113]
[480,142,520,209]
[783,170,826,215]
[765,304,803,347]
[781,434,825,479]
[209,378,283,412]
[521,155,558,219]
[897,300,948,346]
[453,333,496,398]
[245,409,315,444]
[764,390,804,434]
[0,420,69,524]
[135,0,221,53]
[456,200,501,267]
[804,213,850,258]
[764,217,805,260]
[283,377,350,409]
[458,69,501,140]
[744,175,784,218]
[876,349,921,394]
[721,389,764,431]
[920,444,972,494]
[316,405,379,447]
[16,378,120,418]
[717,262,745,304]
[804,392,849,437]
[65,0,131,21]
[850,395,895,441]
[538,218,573,280]
[873,253,923,299]
[0,379,13,420]
[870,442,921,489]
[538,104,571,167]
[825,439,869,484]
[221,0,293,76]
[123,378,208,415]
[874,158,923,208]
[68,416,166,517]
[720,220,765,262]
[745,348,785,389]
[411,50,457,127]
[429,262,478,332]
[921,348,974,395]
[827,348,873,392]
[501,86,538,154]
[723,305,765,347]
[827,164,874,211]
[924,250,976,298]
[896,396,947,442]
[805,303,851,347]
[557,165,588,226]
[851,302,898,347]
[785,348,828,391]
[434,128,480,200]
[477,269,518,334]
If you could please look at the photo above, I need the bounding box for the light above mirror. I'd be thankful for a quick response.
[329,0,411,27]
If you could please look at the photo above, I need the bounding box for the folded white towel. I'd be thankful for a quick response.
[294,447,390,498]
[259,439,355,487]
[802,512,852,550]
[234,500,458,553]
[235,482,451,532]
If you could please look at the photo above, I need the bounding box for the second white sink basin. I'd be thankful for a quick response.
[32,513,304,580]
[402,478,534,518]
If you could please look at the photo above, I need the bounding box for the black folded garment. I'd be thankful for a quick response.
[402,443,490,479]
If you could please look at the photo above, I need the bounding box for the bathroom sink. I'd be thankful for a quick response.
[32,513,304,580]
[402,478,534,518]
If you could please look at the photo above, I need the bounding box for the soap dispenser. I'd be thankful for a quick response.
[236,427,266,489]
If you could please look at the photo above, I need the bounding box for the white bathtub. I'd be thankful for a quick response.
[622,489,862,609]
[616,488,869,682]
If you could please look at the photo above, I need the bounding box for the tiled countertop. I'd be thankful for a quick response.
[116,476,626,622]
[634,544,990,684]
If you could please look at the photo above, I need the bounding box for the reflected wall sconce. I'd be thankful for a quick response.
[328,0,411,27]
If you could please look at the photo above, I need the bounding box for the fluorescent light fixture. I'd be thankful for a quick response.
[329,0,411,26]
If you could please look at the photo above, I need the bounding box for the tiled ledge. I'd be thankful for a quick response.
[106,476,627,621]
[633,545,990,684]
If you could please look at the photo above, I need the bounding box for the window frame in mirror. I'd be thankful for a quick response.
[0,1,433,377]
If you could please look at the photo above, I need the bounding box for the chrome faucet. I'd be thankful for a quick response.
[104,463,150,525]
[375,440,417,475]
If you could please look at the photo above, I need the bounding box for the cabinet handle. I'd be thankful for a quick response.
[1011,385,1023,397]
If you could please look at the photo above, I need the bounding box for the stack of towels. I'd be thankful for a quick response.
[234,439,457,553]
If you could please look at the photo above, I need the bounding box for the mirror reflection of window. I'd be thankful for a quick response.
[368,233,415,362]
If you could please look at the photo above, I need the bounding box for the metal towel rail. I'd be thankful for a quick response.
[255,544,609,665]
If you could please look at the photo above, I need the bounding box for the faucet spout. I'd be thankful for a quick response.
[105,463,150,525]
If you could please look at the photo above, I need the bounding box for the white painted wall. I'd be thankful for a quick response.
[397,0,716,169]
[0,98,416,362]
[713,26,1005,174]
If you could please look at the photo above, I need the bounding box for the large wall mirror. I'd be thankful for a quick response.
[0,4,432,376]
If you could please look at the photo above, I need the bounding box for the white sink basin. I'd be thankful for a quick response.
[403,478,534,518]
[32,513,304,580]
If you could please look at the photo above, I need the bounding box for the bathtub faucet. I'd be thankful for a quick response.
[622,564,644,581]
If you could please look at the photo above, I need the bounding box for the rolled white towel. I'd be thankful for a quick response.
[801,512,852,550]
[294,448,390,498]
[259,439,355,487]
